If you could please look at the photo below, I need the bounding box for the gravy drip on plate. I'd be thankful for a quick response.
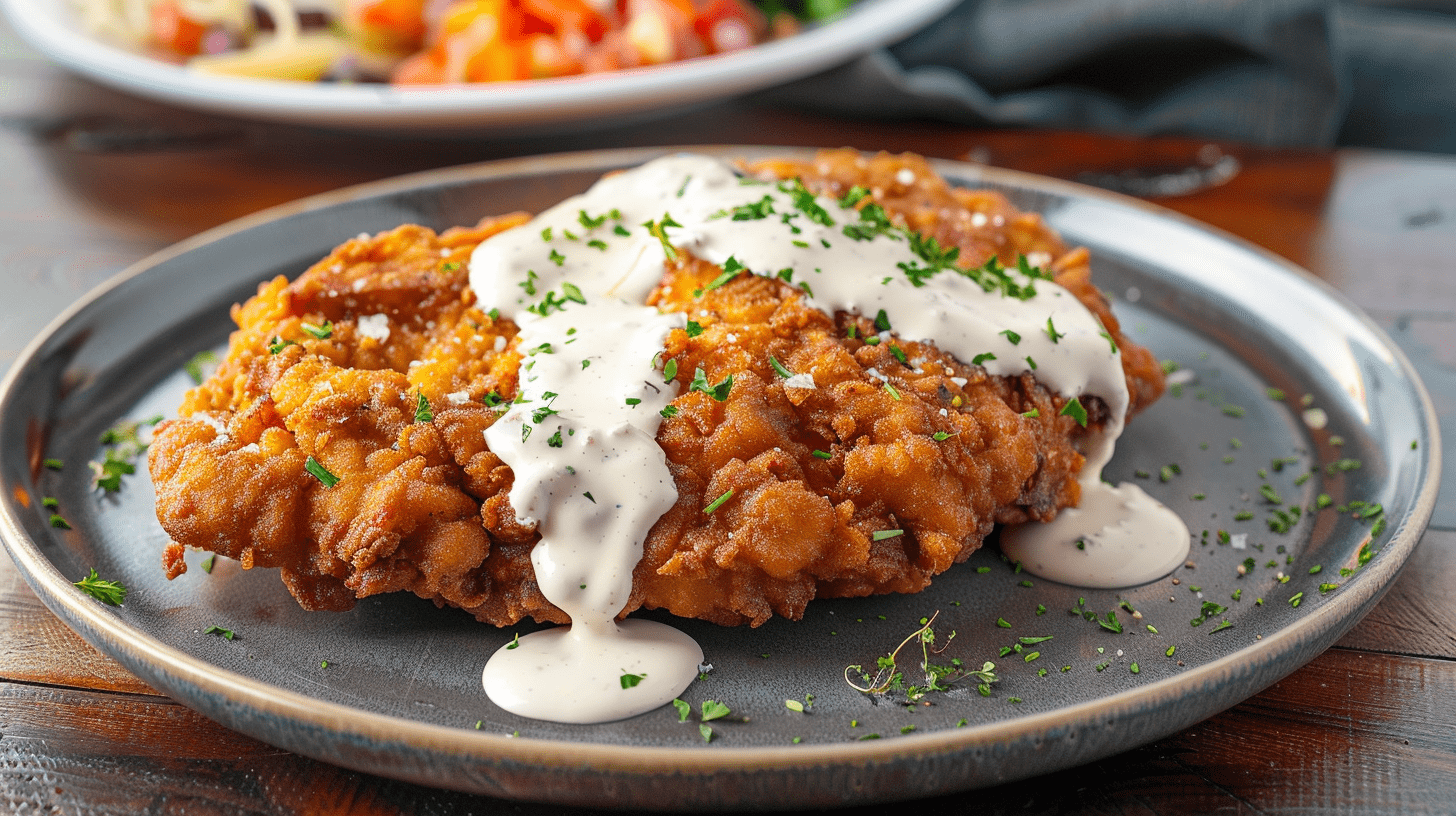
[469,155,1189,723]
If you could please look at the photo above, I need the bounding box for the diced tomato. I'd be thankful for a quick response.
[440,0,507,36]
[524,32,583,77]
[521,0,610,42]
[691,0,765,53]
[350,0,430,52]
[464,36,531,80]
[622,0,698,64]
[149,0,207,56]
[392,49,449,83]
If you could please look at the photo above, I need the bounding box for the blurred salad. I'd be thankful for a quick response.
[75,0,856,83]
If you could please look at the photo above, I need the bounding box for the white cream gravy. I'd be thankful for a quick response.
[468,154,1189,724]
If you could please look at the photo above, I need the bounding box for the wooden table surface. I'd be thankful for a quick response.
[3,16,1456,816]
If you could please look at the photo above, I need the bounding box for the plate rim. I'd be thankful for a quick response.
[0,0,960,129]
[0,144,1441,804]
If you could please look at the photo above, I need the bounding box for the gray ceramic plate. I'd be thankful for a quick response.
[0,147,1440,810]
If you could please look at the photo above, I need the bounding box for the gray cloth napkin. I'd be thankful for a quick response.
[757,0,1456,153]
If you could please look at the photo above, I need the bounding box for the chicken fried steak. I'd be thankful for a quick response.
[149,150,1165,627]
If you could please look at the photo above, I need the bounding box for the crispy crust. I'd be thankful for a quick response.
[148,150,1164,627]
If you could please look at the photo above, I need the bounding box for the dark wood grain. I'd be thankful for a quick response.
[4,646,1454,815]
[1338,529,1456,660]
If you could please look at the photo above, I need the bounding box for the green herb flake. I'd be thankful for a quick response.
[701,700,731,721]
[413,391,433,423]
[672,698,691,722]
[620,673,646,689]
[871,529,904,541]
[703,489,735,514]
[301,320,333,340]
[203,625,235,640]
[43,458,64,470]
[689,367,734,401]
[184,350,218,385]
[703,257,747,293]
[1059,397,1088,427]
[200,553,215,574]
[305,456,340,488]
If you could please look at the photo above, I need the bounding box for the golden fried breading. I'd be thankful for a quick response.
[149,150,1164,627]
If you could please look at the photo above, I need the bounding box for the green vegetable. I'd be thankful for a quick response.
[74,568,126,605]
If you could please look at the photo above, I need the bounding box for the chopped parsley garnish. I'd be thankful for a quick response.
[184,350,218,385]
[1000,329,1021,345]
[91,417,159,493]
[842,201,895,241]
[43,458,64,470]
[1044,317,1064,343]
[702,257,747,294]
[685,320,705,338]
[201,553,215,573]
[663,358,678,383]
[769,355,794,378]
[643,213,682,260]
[838,186,871,207]
[268,336,296,354]
[413,391,433,423]
[703,489,734,514]
[871,529,904,541]
[812,449,832,459]
[301,320,332,340]
[689,367,734,401]
[620,673,645,689]
[304,456,339,488]
[780,177,835,226]
[659,405,679,418]
[845,612,998,702]
[720,194,776,221]
[972,352,996,366]
[203,625,236,640]
[1059,397,1088,427]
